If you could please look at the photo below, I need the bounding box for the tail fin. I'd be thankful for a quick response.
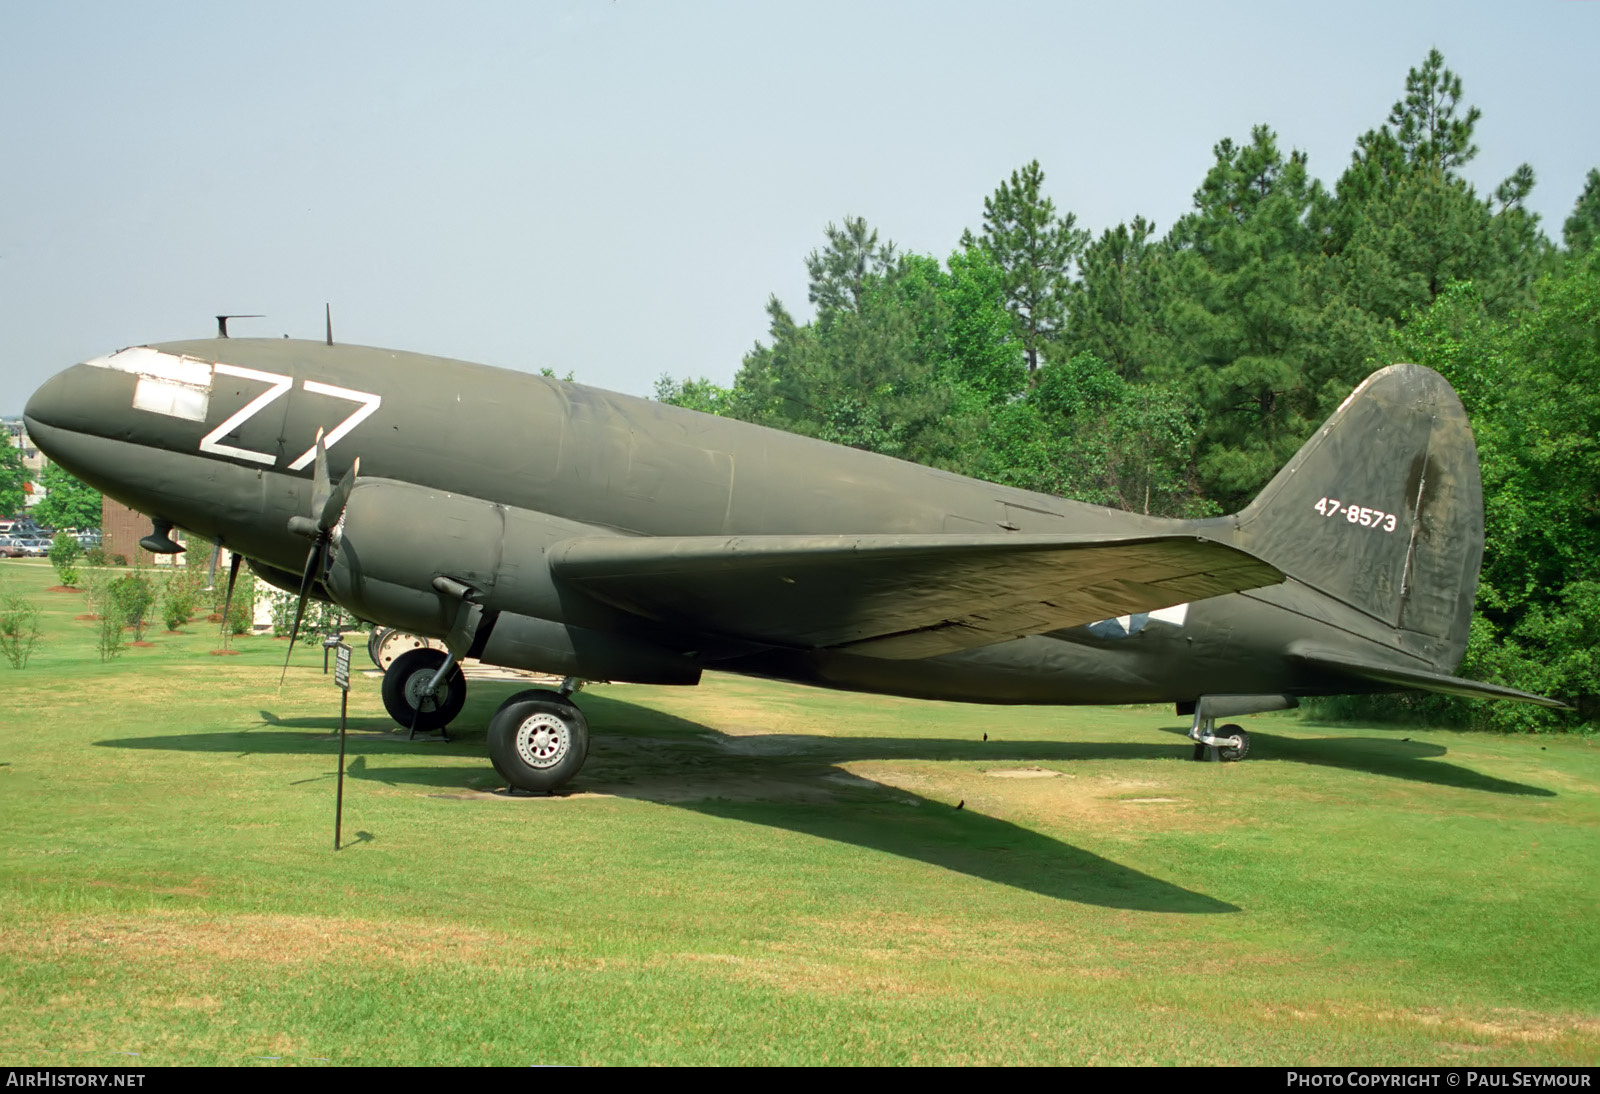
[1233,363,1483,671]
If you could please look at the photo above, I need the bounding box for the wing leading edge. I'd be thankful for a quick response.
[549,533,1283,659]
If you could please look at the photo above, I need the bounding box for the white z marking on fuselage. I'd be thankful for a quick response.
[286,381,383,470]
[198,364,293,466]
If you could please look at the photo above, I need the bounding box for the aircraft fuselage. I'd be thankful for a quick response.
[24,338,1409,708]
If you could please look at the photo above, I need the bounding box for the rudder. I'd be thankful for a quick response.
[1232,364,1483,671]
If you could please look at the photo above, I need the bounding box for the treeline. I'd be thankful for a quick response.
[657,50,1599,731]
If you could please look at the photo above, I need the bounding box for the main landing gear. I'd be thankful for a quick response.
[377,643,590,792]
[1188,715,1250,763]
[487,686,590,794]
[381,647,467,738]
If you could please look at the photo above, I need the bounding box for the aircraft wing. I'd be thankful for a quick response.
[1290,647,1570,709]
[549,533,1282,659]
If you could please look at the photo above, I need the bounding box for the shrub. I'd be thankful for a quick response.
[268,586,296,637]
[48,532,83,587]
[225,570,257,638]
[0,590,42,669]
[87,575,126,661]
[162,566,205,631]
[83,545,108,567]
[107,571,155,642]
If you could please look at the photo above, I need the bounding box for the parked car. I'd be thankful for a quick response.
[0,536,25,559]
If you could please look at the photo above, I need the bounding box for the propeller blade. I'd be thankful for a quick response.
[310,429,329,517]
[280,540,325,685]
[219,552,243,637]
[319,456,360,531]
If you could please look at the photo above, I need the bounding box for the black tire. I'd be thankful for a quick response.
[488,696,590,793]
[491,687,576,721]
[381,648,467,733]
[1217,723,1250,762]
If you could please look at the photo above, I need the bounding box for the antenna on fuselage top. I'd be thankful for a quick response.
[325,303,333,346]
[216,314,264,338]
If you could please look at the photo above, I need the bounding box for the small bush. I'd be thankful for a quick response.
[268,587,296,637]
[48,532,83,587]
[87,575,126,661]
[162,567,205,631]
[226,570,257,638]
[0,591,42,669]
[107,571,155,643]
[83,545,108,567]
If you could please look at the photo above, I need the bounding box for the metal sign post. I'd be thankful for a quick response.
[332,641,351,850]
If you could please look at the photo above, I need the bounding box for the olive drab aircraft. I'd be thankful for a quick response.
[24,332,1564,792]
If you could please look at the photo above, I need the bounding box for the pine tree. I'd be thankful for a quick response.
[1067,217,1171,381]
[963,161,1087,375]
[804,216,899,319]
[1564,168,1600,254]
[1387,48,1482,177]
[1161,127,1327,507]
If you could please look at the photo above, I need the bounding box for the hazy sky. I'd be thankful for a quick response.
[2,1,1595,413]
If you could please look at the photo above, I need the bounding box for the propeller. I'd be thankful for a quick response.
[281,430,359,684]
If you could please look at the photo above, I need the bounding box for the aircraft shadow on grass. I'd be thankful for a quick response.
[94,685,1552,910]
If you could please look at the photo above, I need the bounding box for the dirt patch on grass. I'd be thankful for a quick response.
[210,649,243,656]
[8,913,501,968]
[853,762,1215,833]
[74,614,99,621]
[47,586,84,594]
[1264,1002,1600,1047]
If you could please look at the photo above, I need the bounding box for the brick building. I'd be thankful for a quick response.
[100,496,167,567]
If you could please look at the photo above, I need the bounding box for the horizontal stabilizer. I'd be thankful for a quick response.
[1291,647,1568,709]
[551,533,1282,659]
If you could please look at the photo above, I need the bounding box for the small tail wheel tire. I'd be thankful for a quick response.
[367,627,391,670]
[1217,723,1250,762]
[488,696,590,793]
[382,647,466,733]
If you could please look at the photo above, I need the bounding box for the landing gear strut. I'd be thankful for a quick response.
[1189,716,1250,762]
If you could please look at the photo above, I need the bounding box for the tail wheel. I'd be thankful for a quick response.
[1217,723,1251,762]
[488,696,590,793]
[381,647,466,733]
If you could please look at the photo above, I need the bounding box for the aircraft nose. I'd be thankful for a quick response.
[23,365,83,433]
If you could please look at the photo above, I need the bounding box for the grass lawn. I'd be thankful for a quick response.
[1,557,1596,1065]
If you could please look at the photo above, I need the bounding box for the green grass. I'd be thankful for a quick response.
[1,557,1597,1065]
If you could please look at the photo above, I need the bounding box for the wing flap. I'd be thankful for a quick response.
[551,533,1283,658]
[1291,646,1569,709]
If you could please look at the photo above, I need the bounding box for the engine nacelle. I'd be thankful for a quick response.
[323,478,700,685]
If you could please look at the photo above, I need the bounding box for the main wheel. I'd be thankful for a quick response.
[1217,723,1251,762]
[488,696,590,793]
[382,648,467,734]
